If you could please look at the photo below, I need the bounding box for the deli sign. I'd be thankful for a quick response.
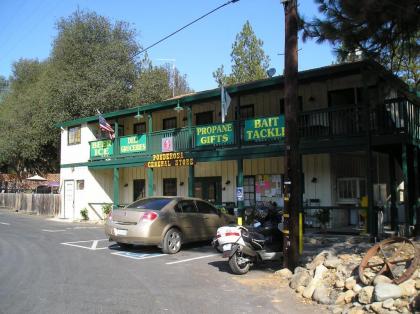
[119,134,147,154]
[244,116,285,141]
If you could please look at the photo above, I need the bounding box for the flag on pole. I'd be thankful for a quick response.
[98,112,115,140]
[221,86,231,123]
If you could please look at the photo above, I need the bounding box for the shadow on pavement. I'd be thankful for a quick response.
[107,240,219,254]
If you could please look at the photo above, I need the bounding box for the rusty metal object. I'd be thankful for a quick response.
[359,237,419,285]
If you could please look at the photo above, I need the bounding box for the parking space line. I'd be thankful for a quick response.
[166,254,219,265]
[42,229,66,232]
[0,222,10,225]
[61,239,109,250]
[111,251,167,260]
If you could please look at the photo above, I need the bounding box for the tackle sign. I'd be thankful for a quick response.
[244,116,285,141]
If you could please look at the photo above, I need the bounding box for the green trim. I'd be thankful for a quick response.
[147,168,153,197]
[113,168,120,209]
[57,61,414,129]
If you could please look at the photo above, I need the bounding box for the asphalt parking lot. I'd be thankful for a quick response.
[0,209,322,314]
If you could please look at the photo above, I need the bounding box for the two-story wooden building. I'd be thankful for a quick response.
[58,60,420,235]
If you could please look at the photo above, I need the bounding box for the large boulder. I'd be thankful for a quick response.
[290,270,311,290]
[324,257,341,269]
[345,276,357,290]
[302,264,328,299]
[358,286,374,304]
[373,275,393,286]
[398,279,416,297]
[312,284,331,304]
[275,268,293,280]
[374,283,402,302]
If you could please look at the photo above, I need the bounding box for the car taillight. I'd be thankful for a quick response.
[216,233,221,238]
[141,211,158,222]
[225,232,240,237]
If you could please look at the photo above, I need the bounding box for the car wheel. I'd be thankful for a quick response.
[162,228,182,254]
[117,242,132,249]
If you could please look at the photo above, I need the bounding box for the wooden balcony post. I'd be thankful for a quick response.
[414,146,420,237]
[113,167,119,209]
[237,158,244,213]
[147,113,154,197]
[389,154,397,231]
[187,107,194,197]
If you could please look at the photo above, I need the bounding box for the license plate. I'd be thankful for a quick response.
[223,243,232,251]
[114,228,127,236]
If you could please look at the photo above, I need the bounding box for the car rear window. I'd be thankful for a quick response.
[127,198,173,211]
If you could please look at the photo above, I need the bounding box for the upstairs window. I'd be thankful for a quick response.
[163,117,177,130]
[195,111,213,125]
[240,104,254,120]
[134,122,146,134]
[68,126,81,145]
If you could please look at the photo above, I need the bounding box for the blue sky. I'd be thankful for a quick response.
[0,0,336,91]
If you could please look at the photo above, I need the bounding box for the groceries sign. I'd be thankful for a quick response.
[119,135,147,154]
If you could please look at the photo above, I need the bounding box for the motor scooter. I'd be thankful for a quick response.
[213,206,283,274]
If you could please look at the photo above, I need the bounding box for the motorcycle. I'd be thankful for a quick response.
[213,205,283,275]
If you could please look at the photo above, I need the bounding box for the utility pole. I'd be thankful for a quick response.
[282,0,301,270]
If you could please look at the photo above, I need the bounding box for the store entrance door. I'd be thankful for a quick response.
[133,179,145,201]
[194,177,222,205]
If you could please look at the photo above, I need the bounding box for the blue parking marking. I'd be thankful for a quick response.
[111,251,167,260]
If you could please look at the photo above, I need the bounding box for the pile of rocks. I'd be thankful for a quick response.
[277,246,419,314]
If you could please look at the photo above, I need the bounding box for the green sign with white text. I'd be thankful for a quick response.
[120,134,147,154]
[244,116,285,141]
[90,140,113,158]
[195,123,234,146]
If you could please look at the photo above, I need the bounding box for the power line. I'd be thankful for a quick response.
[134,0,240,57]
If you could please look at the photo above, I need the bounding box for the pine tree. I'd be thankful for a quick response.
[213,21,270,86]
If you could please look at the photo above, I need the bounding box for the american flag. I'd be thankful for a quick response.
[98,114,115,139]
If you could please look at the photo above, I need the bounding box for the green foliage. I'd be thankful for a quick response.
[213,21,270,86]
[0,10,192,176]
[80,208,89,220]
[102,204,112,217]
[131,55,192,105]
[302,0,420,90]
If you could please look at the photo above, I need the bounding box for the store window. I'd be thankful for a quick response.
[240,105,254,119]
[68,126,81,145]
[337,177,366,204]
[163,117,177,130]
[163,178,177,196]
[195,111,213,125]
[280,96,303,114]
[243,176,256,207]
[76,180,84,190]
[134,123,146,134]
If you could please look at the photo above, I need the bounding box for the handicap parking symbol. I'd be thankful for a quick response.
[111,251,166,260]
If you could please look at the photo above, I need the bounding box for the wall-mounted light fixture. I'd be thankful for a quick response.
[180,181,184,186]
[174,100,183,112]
[134,108,143,120]
[225,180,231,185]
[124,183,128,187]
[308,96,315,103]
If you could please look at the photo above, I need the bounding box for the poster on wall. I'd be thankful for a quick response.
[162,137,173,152]
[255,174,283,207]
[236,187,244,201]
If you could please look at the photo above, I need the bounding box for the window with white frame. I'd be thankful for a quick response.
[68,126,81,145]
[337,177,366,204]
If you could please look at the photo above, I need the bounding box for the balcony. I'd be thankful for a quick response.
[89,98,419,160]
